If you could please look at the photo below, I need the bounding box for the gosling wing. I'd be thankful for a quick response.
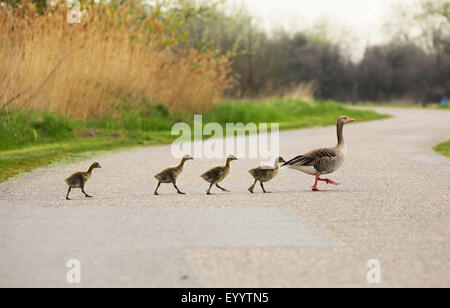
[201,167,226,183]
[65,172,84,187]
[249,167,273,180]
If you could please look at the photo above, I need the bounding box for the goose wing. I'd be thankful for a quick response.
[201,166,226,183]
[249,167,272,179]
[65,172,84,186]
[283,148,338,170]
[155,167,177,183]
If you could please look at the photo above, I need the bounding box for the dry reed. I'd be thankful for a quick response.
[283,81,317,102]
[0,1,231,119]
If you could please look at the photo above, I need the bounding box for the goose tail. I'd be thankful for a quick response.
[281,155,304,169]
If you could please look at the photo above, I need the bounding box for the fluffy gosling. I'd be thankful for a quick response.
[248,157,285,193]
[154,154,194,195]
[201,155,238,195]
[65,162,102,200]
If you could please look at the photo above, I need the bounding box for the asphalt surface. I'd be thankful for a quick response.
[0,107,449,287]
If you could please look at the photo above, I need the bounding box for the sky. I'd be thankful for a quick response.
[227,0,417,59]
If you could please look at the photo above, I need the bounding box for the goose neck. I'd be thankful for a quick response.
[337,121,345,147]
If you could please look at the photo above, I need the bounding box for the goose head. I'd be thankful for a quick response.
[338,116,355,125]
[90,162,102,169]
[227,155,238,162]
[277,157,286,164]
[182,154,194,161]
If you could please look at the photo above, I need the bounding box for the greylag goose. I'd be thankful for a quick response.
[65,162,102,200]
[283,116,354,191]
[201,155,238,195]
[154,154,193,195]
[248,157,286,193]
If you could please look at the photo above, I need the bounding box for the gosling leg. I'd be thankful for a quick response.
[260,182,270,193]
[81,185,92,198]
[66,187,72,200]
[173,183,186,195]
[216,184,230,192]
[154,182,161,195]
[207,183,214,195]
[248,180,257,193]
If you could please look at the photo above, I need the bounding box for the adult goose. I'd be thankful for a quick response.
[282,116,354,191]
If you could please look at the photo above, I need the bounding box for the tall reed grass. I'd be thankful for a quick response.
[0,1,231,119]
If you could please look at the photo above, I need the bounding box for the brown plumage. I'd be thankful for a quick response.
[248,157,286,193]
[65,162,102,200]
[154,154,193,195]
[201,155,238,195]
[283,116,354,191]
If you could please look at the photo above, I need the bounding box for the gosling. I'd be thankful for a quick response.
[248,157,286,193]
[65,162,102,200]
[154,154,194,195]
[201,155,238,195]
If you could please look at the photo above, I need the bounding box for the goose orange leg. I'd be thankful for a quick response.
[318,177,340,186]
[312,175,326,192]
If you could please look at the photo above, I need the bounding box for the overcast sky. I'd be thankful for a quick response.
[227,0,417,58]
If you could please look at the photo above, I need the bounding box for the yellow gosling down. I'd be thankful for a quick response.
[154,154,194,195]
[248,157,286,193]
[201,155,238,195]
[65,162,102,200]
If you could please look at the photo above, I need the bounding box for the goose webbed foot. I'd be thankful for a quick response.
[216,184,230,192]
[173,184,186,195]
[260,182,271,193]
[81,187,92,198]
[154,182,161,196]
[312,186,327,192]
[249,180,257,194]
[66,188,72,200]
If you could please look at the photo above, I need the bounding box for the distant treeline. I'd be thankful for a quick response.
[227,32,449,104]
[182,0,450,104]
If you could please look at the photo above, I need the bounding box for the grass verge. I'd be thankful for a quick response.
[0,99,387,183]
[434,140,450,158]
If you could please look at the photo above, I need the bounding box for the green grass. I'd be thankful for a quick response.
[0,99,387,183]
[434,140,450,158]
[346,102,450,109]
[205,99,386,130]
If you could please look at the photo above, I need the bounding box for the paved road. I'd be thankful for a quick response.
[0,108,449,287]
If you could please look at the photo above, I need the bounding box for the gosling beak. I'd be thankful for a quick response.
[98,165,102,168]
[348,118,355,123]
